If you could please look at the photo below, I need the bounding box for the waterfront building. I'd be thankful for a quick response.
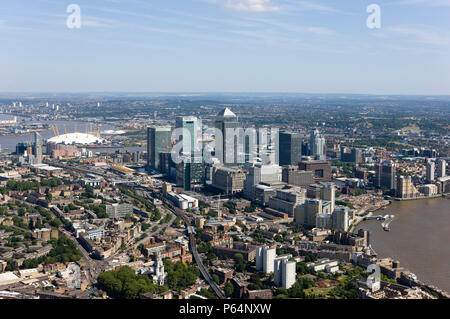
[426,160,435,183]
[418,184,439,196]
[396,176,419,199]
[436,159,446,178]
[375,160,396,190]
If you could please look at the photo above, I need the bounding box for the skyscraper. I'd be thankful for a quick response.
[33,132,43,164]
[176,116,200,156]
[426,160,435,182]
[255,246,276,274]
[215,108,240,165]
[147,127,172,170]
[279,131,302,166]
[321,182,336,212]
[175,117,203,190]
[309,129,326,160]
[436,159,446,178]
[332,206,349,232]
[176,156,203,191]
[375,160,396,190]
[281,259,296,289]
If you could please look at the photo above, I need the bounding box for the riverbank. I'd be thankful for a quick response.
[357,197,450,292]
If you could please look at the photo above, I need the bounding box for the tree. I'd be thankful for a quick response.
[97,266,161,299]
[224,282,234,297]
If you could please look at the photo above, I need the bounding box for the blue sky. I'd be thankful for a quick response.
[0,0,449,94]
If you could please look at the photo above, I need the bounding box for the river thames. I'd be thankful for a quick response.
[357,197,450,292]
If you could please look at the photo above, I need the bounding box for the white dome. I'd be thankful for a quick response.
[47,133,104,145]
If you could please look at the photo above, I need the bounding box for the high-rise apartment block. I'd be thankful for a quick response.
[255,246,276,274]
[436,159,446,178]
[375,160,396,190]
[426,160,435,183]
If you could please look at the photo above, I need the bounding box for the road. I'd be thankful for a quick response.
[135,186,226,299]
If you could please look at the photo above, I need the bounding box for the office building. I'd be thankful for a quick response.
[147,127,172,170]
[341,146,363,164]
[268,186,306,217]
[243,162,282,200]
[176,156,203,191]
[298,160,332,182]
[215,108,240,165]
[279,131,302,166]
[282,166,314,187]
[159,151,176,177]
[211,166,246,194]
[176,116,200,156]
[309,129,326,160]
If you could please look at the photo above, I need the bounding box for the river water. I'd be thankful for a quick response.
[0,115,144,154]
[357,197,450,292]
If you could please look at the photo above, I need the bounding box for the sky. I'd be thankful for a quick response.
[0,0,449,94]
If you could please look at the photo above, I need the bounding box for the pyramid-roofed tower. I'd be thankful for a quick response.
[217,107,237,118]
